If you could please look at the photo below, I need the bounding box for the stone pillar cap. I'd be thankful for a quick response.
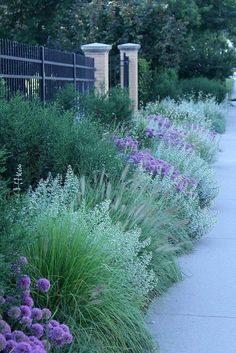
[81,43,112,52]
[118,43,141,51]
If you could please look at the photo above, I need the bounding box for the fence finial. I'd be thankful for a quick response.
[81,43,112,93]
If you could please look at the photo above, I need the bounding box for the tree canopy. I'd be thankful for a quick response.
[0,0,235,79]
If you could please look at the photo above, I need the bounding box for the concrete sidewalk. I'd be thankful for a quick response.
[147,97,236,353]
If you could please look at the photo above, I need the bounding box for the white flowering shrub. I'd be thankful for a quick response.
[184,127,220,164]
[154,142,219,206]
[24,166,81,218]
[77,201,155,300]
[141,98,212,127]
[135,96,227,134]
[137,171,216,240]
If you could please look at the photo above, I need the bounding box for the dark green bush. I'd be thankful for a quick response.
[78,86,133,126]
[138,58,153,106]
[180,77,228,102]
[55,83,77,112]
[152,68,181,101]
[0,94,124,189]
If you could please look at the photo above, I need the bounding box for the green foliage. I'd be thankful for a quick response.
[138,58,153,106]
[0,152,30,289]
[180,77,228,103]
[152,68,181,101]
[55,83,77,112]
[0,94,124,189]
[1,1,236,81]
[78,87,133,126]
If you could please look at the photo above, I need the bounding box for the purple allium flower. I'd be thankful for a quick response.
[22,296,34,308]
[48,320,59,327]
[18,276,31,290]
[7,305,21,319]
[51,326,65,343]
[14,342,32,353]
[31,324,44,338]
[114,136,138,151]
[20,305,31,317]
[60,324,70,333]
[63,332,73,344]
[4,339,17,352]
[22,290,31,299]
[0,333,6,350]
[144,128,157,138]
[0,319,11,334]
[28,336,43,348]
[0,295,5,305]
[12,330,27,342]
[5,333,12,340]
[36,279,50,293]
[19,256,28,266]
[31,308,43,321]
[20,316,32,328]
[31,348,46,353]
[41,308,51,320]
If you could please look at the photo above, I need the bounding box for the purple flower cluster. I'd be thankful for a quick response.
[130,151,197,193]
[0,257,73,352]
[145,116,194,152]
[130,151,173,176]
[147,115,171,129]
[156,129,194,152]
[114,136,138,151]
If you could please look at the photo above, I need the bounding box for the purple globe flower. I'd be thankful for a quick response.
[41,308,51,320]
[22,296,34,308]
[63,332,73,344]
[31,348,46,353]
[5,333,12,340]
[4,339,17,352]
[31,308,43,321]
[20,305,31,317]
[8,305,21,319]
[0,319,11,334]
[19,256,28,266]
[22,290,31,299]
[31,324,44,338]
[18,276,31,290]
[60,324,70,333]
[12,330,27,343]
[28,336,43,348]
[20,316,32,328]
[51,326,64,341]
[48,320,59,327]
[36,279,50,293]
[0,333,6,350]
[14,342,32,353]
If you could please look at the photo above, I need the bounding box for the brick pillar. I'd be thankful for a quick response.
[81,43,112,92]
[118,43,141,110]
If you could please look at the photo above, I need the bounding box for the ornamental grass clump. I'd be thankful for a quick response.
[24,209,154,353]
[0,257,73,353]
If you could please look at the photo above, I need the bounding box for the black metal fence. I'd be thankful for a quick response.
[0,39,95,102]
